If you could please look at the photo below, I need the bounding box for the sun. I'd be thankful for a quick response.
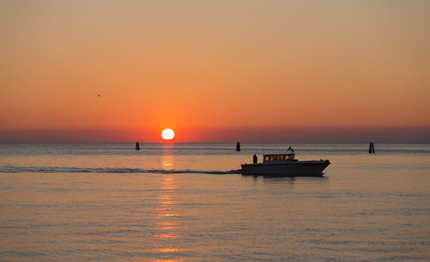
[161,128,175,140]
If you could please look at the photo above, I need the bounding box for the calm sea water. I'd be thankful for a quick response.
[0,143,429,261]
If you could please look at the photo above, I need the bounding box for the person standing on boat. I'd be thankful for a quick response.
[253,154,258,164]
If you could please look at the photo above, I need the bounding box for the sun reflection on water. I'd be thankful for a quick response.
[161,144,174,170]
[156,195,176,211]
[161,176,176,190]
[148,259,184,262]
[156,248,185,253]
[153,172,185,256]
[153,232,181,240]
[149,259,184,262]
[162,155,174,170]
[157,221,177,231]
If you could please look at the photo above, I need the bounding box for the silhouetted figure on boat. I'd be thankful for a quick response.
[135,142,140,150]
[236,142,240,152]
[253,154,258,164]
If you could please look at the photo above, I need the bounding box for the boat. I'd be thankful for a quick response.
[239,147,330,176]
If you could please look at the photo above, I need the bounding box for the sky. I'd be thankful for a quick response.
[1,0,429,143]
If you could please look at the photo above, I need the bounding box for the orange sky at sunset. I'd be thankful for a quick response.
[1,1,429,143]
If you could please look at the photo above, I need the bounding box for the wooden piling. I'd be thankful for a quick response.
[369,142,375,154]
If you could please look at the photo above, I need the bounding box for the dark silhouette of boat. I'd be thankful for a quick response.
[240,147,330,176]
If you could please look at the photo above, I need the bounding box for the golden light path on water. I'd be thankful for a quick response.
[153,148,185,260]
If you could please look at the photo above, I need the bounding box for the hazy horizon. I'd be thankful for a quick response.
[1,126,428,143]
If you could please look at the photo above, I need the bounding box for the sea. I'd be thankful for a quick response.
[0,143,429,262]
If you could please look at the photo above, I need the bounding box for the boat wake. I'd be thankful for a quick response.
[0,165,239,175]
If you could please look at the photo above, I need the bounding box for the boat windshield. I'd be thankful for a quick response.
[264,154,295,162]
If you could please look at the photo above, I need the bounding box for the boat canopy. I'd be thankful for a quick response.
[263,153,295,163]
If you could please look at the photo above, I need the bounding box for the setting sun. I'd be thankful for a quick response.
[161,129,175,140]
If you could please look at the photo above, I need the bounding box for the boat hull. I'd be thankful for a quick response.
[240,160,330,177]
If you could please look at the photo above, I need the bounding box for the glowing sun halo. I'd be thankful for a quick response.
[161,129,175,140]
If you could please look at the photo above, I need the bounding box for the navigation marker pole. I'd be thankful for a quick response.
[369,142,375,154]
